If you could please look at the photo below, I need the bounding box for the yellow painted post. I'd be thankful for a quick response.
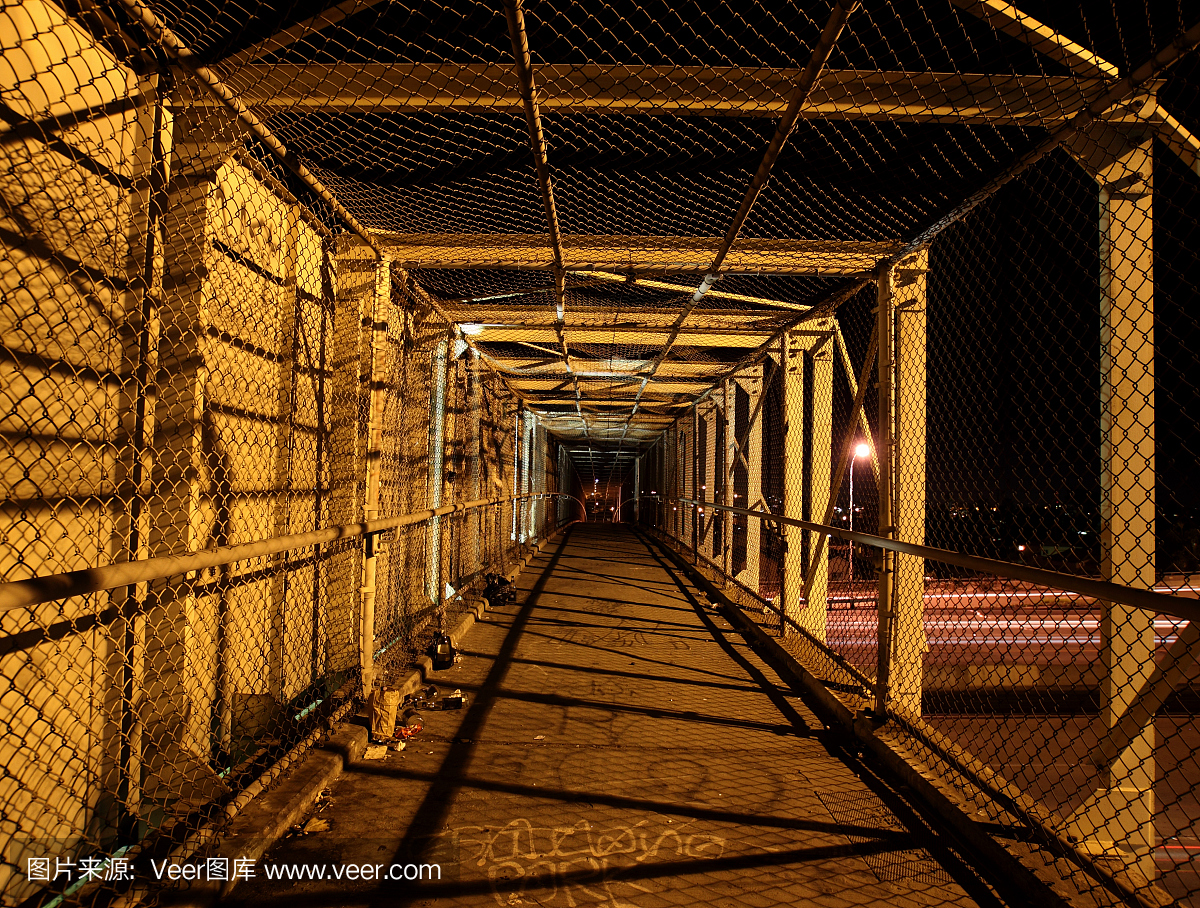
[875,269,896,713]
[806,333,834,641]
[1067,132,1156,877]
[700,403,710,563]
[782,328,835,642]
[358,256,388,697]
[782,331,806,639]
[691,406,699,559]
[735,366,763,594]
[722,379,733,581]
[890,250,929,717]
[115,79,172,839]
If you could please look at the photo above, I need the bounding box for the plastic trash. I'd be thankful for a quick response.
[369,687,401,740]
[483,573,516,605]
[406,685,438,710]
[398,707,424,739]
[363,744,388,760]
[441,688,467,710]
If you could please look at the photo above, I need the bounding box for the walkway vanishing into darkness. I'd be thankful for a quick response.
[229,524,1016,908]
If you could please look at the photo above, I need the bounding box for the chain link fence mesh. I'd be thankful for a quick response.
[1,0,1199,905]
[0,6,568,902]
[650,138,1200,908]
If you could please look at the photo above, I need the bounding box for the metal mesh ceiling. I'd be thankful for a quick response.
[94,0,1200,483]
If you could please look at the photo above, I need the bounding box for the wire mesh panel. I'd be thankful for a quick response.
[1,0,1199,905]
[0,11,558,901]
[650,131,1200,906]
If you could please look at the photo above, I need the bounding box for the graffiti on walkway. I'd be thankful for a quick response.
[433,816,726,906]
[546,625,694,652]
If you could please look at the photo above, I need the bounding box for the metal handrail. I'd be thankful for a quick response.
[0,493,573,613]
[669,497,1200,624]
[659,496,1191,908]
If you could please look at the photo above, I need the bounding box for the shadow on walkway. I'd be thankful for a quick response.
[227,524,1015,908]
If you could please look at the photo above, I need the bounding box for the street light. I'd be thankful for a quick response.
[849,442,870,590]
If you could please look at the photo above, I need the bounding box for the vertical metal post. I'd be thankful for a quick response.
[310,251,332,685]
[706,400,716,561]
[733,367,763,593]
[692,405,700,562]
[806,333,834,637]
[722,378,733,582]
[427,336,449,605]
[875,267,896,715]
[359,257,388,697]
[269,205,302,709]
[117,82,171,842]
[1067,131,1156,874]
[675,418,683,538]
[891,251,929,717]
[634,456,641,524]
[469,348,483,573]
[440,344,457,608]
[511,408,520,549]
[672,417,681,537]
[525,412,535,542]
[782,331,806,638]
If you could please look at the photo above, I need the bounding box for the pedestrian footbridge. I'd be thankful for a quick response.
[228,524,1017,908]
[1,1,1198,906]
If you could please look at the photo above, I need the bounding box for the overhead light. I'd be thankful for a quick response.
[459,323,484,336]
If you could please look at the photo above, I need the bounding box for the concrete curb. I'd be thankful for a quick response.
[505,533,552,583]
[163,722,368,907]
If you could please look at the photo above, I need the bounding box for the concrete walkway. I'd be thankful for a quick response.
[228,524,1011,908]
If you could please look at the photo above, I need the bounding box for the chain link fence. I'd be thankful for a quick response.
[645,131,1200,908]
[2,0,1199,905]
[0,6,570,903]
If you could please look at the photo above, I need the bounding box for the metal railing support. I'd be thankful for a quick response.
[1063,126,1159,876]
[0,493,577,614]
[359,256,389,697]
[427,336,450,605]
[669,497,1200,624]
[781,330,806,638]
[692,405,700,562]
[875,266,896,715]
[891,251,929,717]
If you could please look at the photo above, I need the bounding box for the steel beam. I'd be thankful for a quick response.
[203,62,1103,124]
[1066,132,1157,877]
[619,0,856,448]
[357,233,895,274]
[890,252,928,718]
[948,0,1119,80]
[503,0,587,440]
